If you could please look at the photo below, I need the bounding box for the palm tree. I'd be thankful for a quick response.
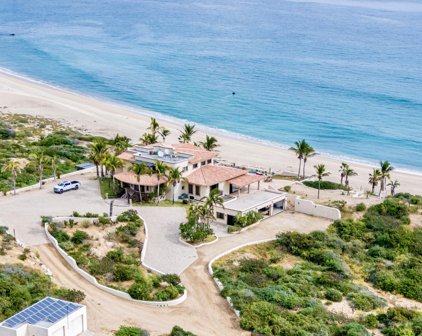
[89,138,109,178]
[139,133,158,145]
[314,164,330,199]
[302,143,316,179]
[387,179,400,196]
[178,124,197,143]
[29,151,48,189]
[1,159,21,195]
[152,160,169,204]
[167,167,187,204]
[201,189,225,227]
[158,127,170,142]
[339,162,349,185]
[148,117,160,135]
[129,162,151,202]
[289,139,308,180]
[113,134,131,155]
[379,161,394,195]
[104,155,123,190]
[200,135,219,151]
[368,168,381,194]
[49,155,59,181]
[344,166,357,189]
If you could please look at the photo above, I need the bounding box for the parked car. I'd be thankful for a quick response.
[54,181,81,194]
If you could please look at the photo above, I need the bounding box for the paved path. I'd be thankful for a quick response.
[139,206,197,275]
[0,174,115,245]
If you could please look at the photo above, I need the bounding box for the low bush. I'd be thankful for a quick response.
[234,211,263,228]
[325,288,343,302]
[115,326,149,336]
[170,326,196,336]
[159,274,181,286]
[347,291,386,311]
[355,203,366,212]
[71,230,89,244]
[303,180,348,190]
[112,264,137,282]
[128,278,152,301]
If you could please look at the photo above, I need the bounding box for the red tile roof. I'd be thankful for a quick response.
[186,165,246,186]
[173,143,218,164]
[228,174,265,188]
[117,152,135,161]
[114,172,167,186]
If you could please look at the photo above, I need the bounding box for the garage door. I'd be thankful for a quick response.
[52,326,65,336]
[69,315,84,336]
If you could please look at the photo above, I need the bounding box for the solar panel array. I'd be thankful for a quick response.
[1,297,82,328]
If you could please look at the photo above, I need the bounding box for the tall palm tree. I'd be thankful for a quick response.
[339,162,349,185]
[200,135,219,151]
[139,133,158,145]
[178,124,197,143]
[89,138,109,178]
[148,117,160,135]
[29,151,48,189]
[302,143,316,179]
[49,155,59,181]
[344,166,358,189]
[152,160,169,204]
[314,164,330,199]
[104,155,123,190]
[379,161,394,195]
[113,134,131,155]
[1,159,21,195]
[202,188,225,214]
[129,162,151,202]
[368,168,381,194]
[387,179,400,196]
[167,167,187,204]
[158,127,170,142]
[289,139,308,179]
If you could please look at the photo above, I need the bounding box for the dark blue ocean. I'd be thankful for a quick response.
[0,0,421,171]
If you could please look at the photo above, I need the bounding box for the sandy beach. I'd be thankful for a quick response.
[0,69,421,195]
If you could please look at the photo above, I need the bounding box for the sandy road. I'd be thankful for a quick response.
[35,213,330,336]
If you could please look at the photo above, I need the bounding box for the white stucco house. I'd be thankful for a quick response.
[0,297,87,336]
[114,142,287,224]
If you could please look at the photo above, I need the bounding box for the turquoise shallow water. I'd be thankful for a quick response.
[0,0,421,171]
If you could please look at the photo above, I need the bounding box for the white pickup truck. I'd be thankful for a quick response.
[53,181,81,194]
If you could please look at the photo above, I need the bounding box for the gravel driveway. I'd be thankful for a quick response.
[139,206,197,275]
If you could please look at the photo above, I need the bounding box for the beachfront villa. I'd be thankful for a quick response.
[114,143,286,224]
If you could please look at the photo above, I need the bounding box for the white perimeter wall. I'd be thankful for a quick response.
[294,198,341,220]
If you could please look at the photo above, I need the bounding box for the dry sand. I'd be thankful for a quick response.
[0,69,421,196]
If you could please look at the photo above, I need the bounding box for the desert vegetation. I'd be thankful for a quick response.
[0,113,101,193]
[212,195,422,335]
[47,210,184,301]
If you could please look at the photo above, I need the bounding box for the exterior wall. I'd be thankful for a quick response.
[219,181,230,195]
[0,325,26,336]
[294,198,341,220]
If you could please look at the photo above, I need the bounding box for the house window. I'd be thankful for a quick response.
[188,184,193,194]
[195,185,201,196]
[182,166,188,172]
[210,184,219,191]
[201,161,206,166]
[207,159,212,164]
[193,163,198,169]
[217,212,225,220]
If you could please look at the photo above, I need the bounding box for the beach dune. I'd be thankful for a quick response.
[0,69,421,195]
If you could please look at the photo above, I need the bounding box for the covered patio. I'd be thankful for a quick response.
[228,173,266,196]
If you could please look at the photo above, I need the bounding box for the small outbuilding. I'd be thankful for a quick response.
[0,297,87,336]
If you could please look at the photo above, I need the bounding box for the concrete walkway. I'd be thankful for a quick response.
[139,206,197,275]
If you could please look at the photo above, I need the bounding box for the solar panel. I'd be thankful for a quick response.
[1,297,82,328]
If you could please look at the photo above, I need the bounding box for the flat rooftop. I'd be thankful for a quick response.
[223,190,286,212]
[130,146,192,164]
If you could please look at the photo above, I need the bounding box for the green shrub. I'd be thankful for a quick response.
[107,248,124,262]
[128,278,151,300]
[155,285,179,301]
[159,274,181,286]
[55,288,86,303]
[170,326,196,336]
[113,264,137,282]
[239,259,269,273]
[303,180,347,190]
[355,203,366,212]
[283,185,292,192]
[71,230,89,244]
[114,326,149,336]
[227,226,241,233]
[234,211,263,228]
[363,314,378,328]
[325,288,343,302]
[347,291,386,311]
[336,323,370,336]
[179,220,213,243]
[88,257,115,276]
